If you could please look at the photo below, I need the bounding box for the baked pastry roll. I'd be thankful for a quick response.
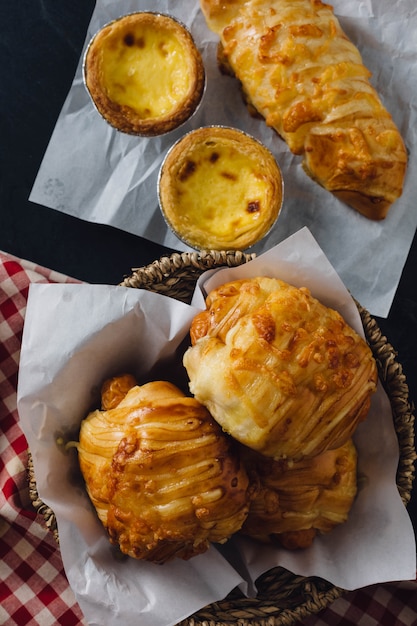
[78,378,252,563]
[184,277,377,460]
[240,438,358,549]
[200,0,407,219]
[100,374,138,410]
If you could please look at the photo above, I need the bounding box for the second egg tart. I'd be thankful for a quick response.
[84,12,205,136]
[158,126,284,250]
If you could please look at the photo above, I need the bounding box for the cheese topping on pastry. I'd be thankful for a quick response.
[184,277,378,460]
[200,0,407,219]
[158,126,283,250]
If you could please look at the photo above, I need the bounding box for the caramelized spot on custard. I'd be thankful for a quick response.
[221,171,237,180]
[124,33,135,47]
[209,152,220,163]
[179,160,197,182]
[247,200,260,213]
[136,36,145,48]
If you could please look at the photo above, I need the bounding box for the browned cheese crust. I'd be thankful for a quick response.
[84,12,205,136]
[241,438,358,548]
[100,374,138,410]
[200,0,407,218]
[78,378,252,563]
[184,277,378,460]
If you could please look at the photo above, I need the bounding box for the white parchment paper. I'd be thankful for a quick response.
[29,0,417,318]
[17,229,416,626]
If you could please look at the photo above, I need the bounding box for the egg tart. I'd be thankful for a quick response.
[158,126,284,250]
[84,12,205,136]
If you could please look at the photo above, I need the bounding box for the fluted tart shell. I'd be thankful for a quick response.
[84,12,205,136]
[158,126,283,250]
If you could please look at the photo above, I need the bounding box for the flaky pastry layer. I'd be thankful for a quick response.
[184,277,378,460]
[78,378,252,563]
[241,438,358,548]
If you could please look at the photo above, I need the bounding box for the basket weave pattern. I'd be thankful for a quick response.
[29,250,416,626]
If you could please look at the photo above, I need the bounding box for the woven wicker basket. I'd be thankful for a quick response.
[28,249,416,626]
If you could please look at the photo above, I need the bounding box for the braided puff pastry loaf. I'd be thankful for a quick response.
[240,438,358,549]
[78,377,252,563]
[200,0,407,219]
[184,277,377,461]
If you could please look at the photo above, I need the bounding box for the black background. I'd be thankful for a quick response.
[1,1,416,535]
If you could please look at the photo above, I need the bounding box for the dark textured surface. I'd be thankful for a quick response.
[1,0,416,531]
[0,0,173,284]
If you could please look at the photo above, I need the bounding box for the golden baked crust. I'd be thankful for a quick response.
[100,373,138,410]
[241,438,358,548]
[158,126,283,250]
[78,378,252,563]
[184,277,378,460]
[84,12,205,136]
[200,0,407,219]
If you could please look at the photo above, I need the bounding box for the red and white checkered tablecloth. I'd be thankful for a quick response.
[1,249,416,626]
[0,251,87,626]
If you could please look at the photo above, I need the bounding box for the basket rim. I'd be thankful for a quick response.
[27,249,416,626]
